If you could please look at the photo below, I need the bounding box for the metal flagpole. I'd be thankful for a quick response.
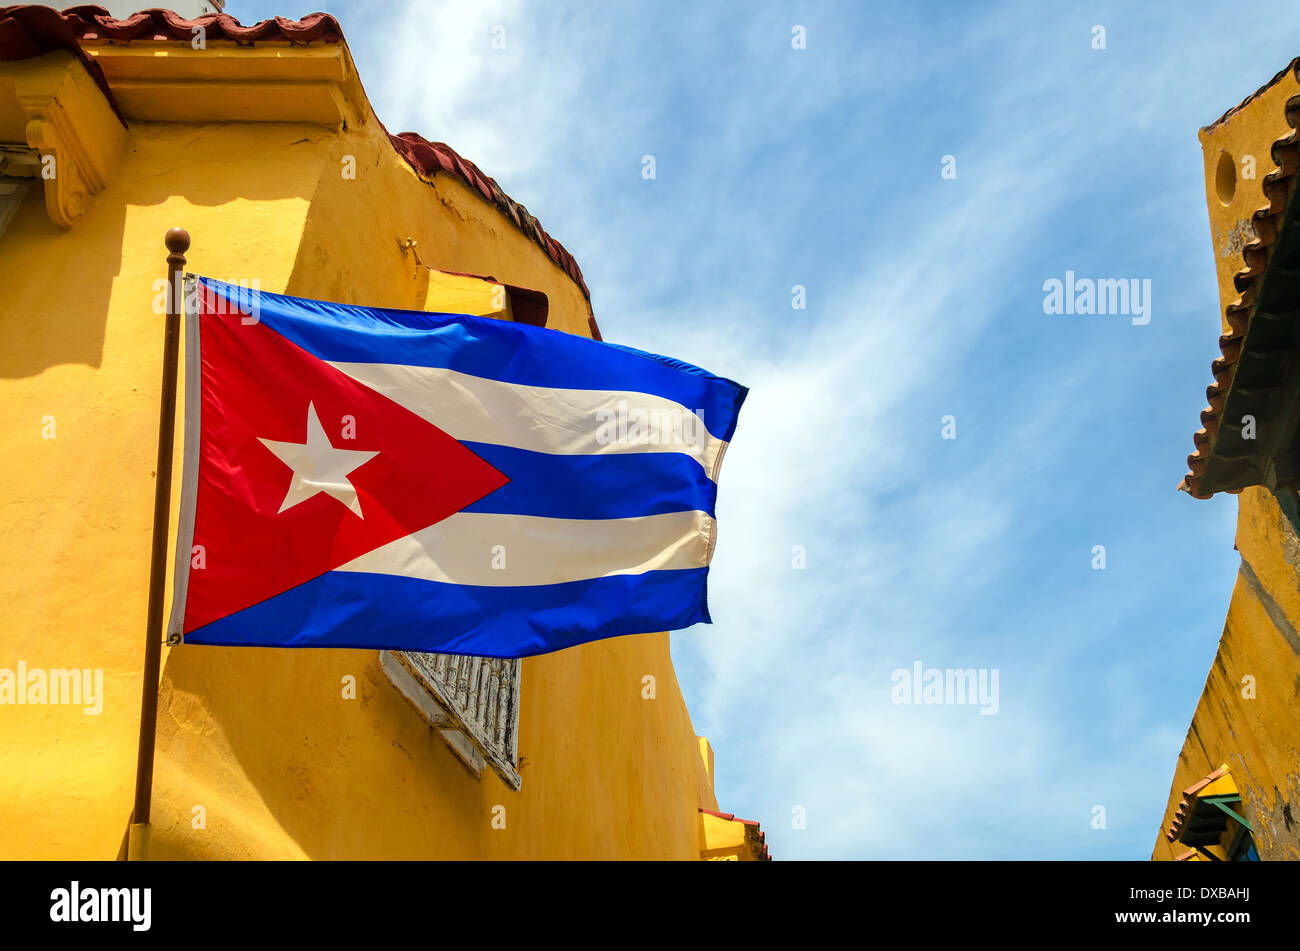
[127,227,190,862]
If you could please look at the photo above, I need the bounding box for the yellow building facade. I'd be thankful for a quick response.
[0,7,767,861]
[1160,57,1300,861]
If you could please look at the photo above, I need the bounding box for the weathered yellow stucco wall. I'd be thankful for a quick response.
[1151,490,1300,860]
[1197,67,1300,336]
[0,42,720,859]
[1154,66,1300,860]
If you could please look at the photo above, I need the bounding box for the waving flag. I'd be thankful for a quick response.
[167,277,746,658]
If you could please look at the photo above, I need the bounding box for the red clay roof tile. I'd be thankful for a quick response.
[57,5,343,43]
[1180,81,1300,499]
[388,130,589,300]
[1165,764,1232,843]
[0,4,120,118]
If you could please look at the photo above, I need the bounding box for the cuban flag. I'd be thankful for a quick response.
[167,277,746,658]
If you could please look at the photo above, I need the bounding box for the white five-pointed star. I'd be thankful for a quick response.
[258,402,379,518]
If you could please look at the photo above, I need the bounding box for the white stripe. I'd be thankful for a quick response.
[327,361,729,480]
[167,275,203,642]
[335,510,714,586]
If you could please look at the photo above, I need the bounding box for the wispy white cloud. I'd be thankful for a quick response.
[344,0,610,220]
[337,0,1258,859]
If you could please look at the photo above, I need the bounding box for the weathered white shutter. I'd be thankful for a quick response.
[380,649,521,789]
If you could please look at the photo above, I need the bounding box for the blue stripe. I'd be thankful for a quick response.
[183,568,711,658]
[200,277,747,442]
[462,442,716,519]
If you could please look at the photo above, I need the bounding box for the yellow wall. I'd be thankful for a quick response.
[1151,503,1300,860]
[1155,66,1300,860]
[0,44,722,859]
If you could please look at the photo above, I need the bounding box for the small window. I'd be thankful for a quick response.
[420,267,548,327]
[380,649,522,789]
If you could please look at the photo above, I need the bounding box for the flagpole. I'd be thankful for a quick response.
[127,227,190,862]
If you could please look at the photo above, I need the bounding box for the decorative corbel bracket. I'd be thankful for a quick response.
[1,51,126,229]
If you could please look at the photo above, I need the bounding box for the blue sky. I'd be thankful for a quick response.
[228,0,1294,858]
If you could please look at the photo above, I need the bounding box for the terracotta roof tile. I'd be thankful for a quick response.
[57,5,343,43]
[0,5,590,303]
[1180,82,1300,499]
[0,4,119,117]
[1165,764,1231,843]
[388,131,589,300]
